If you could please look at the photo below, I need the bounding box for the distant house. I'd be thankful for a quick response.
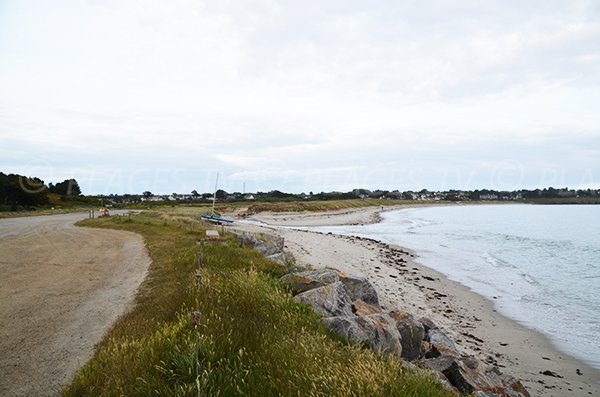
[479,194,498,200]
[557,189,576,198]
[244,194,255,200]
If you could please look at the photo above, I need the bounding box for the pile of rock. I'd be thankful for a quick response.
[237,232,295,269]
[280,268,529,397]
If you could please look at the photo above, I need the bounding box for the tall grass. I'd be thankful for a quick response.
[64,211,452,397]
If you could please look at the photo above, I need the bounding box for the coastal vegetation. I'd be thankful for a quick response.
[63,211,452,397]
[0,172,94,216]
[2,170,598,217]
[236,198,410,214]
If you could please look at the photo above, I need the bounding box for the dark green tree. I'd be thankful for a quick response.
[215,189,228,200]
[0,172,50,209]
[49,179,81,196]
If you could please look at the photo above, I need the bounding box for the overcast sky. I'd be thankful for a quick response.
[1,1,599,194]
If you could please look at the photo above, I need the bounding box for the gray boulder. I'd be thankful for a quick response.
[419,317,438,333]
[293,281,353,317]
[389,310,425,360]
[324,313,403,358]
[280,268,340,295]
[352,299,383,316]
[267,253,286,266]
[356,313,403,357]
[421,356,529,397]
[324,315,370,344]
[426,328,460,358]
[338,271,380,307]
[253,241,280,256]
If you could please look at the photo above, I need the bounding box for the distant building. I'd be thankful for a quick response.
[479,194,498,200]
[557,189,576,198]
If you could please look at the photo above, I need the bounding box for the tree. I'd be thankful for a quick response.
[0,172,50,209]
[48,179,81,196]
[191,190,199,198]
[215,189,228,200]
[142,191,152,198]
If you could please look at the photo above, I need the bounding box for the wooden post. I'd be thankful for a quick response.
[197,252,203,270]
[192,311,202,329]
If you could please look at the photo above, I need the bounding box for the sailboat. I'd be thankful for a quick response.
[201,173,234,224]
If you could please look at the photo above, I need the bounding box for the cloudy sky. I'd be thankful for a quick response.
[1,1,599,194]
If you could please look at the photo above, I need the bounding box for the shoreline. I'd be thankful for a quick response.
[230,206,600,396]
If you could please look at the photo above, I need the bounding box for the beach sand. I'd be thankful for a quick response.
[231,206,600,397]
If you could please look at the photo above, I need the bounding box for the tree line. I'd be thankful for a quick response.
[0,172,82,211]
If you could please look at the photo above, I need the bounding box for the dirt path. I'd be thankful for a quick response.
[0,212,151,397]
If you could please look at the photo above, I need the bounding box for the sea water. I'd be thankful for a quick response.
[313,204,600,371]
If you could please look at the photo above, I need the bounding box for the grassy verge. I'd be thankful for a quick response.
[64,211,452,397]
[238,199,422,214]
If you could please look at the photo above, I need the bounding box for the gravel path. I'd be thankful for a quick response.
[0,212,150,397]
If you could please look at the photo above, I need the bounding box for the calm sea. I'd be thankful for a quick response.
[314,204,600,370]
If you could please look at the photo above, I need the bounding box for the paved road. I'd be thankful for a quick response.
[0,212,150,397]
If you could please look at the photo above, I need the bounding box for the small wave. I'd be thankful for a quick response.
[520,272,539,286]
[481,252,517,269]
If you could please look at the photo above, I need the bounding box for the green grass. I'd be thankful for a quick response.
[239,199,422,214]
[63,210,452,397]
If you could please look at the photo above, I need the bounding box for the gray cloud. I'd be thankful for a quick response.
[0,0,598,193]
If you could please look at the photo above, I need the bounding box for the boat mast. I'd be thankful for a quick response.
[211,172,219,215]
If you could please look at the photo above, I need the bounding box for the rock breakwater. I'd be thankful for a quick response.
[238,231,530,397]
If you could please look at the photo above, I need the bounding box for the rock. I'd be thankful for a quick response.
[426,343,462,359]
[241,234,282,256]
[293,281,353,317]
[389,310,425,360]
[267,253,286,267]
[421,340,430,357]
[419,317,438,333]
[422,356,457,373]
[324,315,370,344]
[540,370,563,378]
[422,357,530,397]
[325,313,403,358]
[429,369,459,394]
[426,328,460,358]
[356,313,403,357]
[338,271,380,307]
[495,373,529,397]
[280,268,340,294]
[352,299,382,316]
[473,392,498,397]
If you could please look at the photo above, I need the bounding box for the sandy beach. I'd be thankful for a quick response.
[231,206,600,397]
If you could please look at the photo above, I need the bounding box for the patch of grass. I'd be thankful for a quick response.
[241,199,420,214]
[64,211,452,397]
